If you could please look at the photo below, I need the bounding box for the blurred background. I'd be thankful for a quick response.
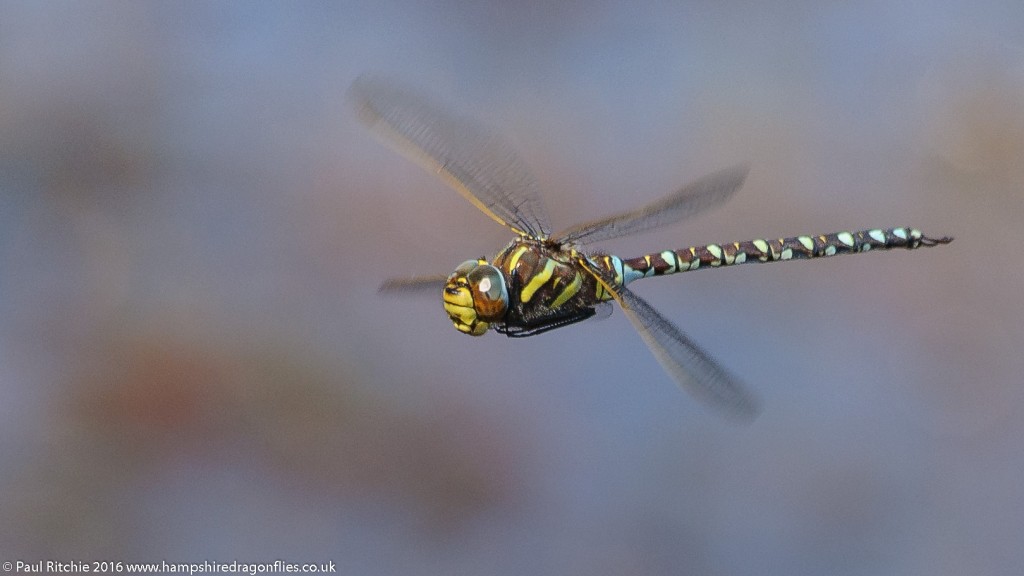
[1,2,1022,574]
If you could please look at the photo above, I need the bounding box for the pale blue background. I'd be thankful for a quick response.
[2,2,1022,574]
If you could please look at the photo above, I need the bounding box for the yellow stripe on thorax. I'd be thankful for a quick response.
[549,271,581,308]
[506,245,529,272]
[520,259,557,303]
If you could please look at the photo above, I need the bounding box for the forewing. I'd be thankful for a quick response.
[351,75,551,238]
[378,275,448,295]
[554,165,748,245]
[616,284,760,421]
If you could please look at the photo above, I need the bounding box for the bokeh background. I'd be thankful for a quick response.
[2,2,1022,574]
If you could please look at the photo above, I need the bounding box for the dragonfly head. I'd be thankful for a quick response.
[443,259,509,336]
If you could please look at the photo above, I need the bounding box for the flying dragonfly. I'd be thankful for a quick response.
[352,76,953,420]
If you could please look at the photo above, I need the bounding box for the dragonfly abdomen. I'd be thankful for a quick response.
[620,227,953,282]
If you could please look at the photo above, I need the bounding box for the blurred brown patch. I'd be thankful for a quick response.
[234,343,523,530]
[11,316,525,555]
[72,329,237,453]
[921,54,1024,195]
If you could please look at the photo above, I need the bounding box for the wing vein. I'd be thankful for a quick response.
[351,75,551,238]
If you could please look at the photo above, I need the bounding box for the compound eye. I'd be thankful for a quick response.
[466,265,508,320]
[449,260,479,282]
[467,266,503,300]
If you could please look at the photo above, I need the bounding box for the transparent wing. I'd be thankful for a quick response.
[553,165,748,245]
[590,301,614,321]
[616,284,760,420]
[351,75,551,238]
[578,254,759,419]
[615,285,760,420]
[378,275,448,295]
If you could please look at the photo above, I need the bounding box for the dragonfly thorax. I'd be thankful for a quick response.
[442,259,509,336]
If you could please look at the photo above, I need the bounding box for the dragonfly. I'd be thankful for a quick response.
[352,75,953,420]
